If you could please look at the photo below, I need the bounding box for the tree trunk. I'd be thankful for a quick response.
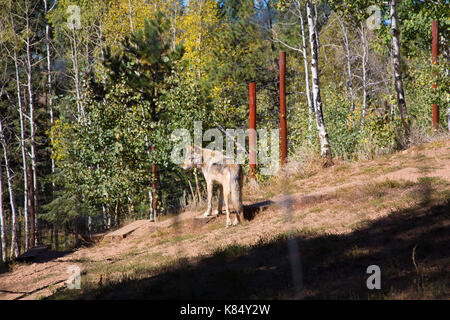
[390,0,411,140]
[13,50,29,251]
[102,204,109,229]
[171,4,178,51]
[44,0,56,200]
[54,223,59,250]
[152,162,160,221]
[71,29,84,121]
[29,171,35,247]
[338,17,355,125]
[360,21,368,121]
[25,7,39,246]
[0,150,6,262]
[148,190,154,220]
[128,0,134,33]
[114,202,120,227]
[298,5,314,145]
[306,0,332,164]
[0,118,19,258]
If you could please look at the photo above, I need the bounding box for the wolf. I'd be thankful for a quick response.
[181,145,244,227]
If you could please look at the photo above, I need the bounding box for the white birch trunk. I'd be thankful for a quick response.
[0,119,19,258]
[298,5,314,145]
[25,7,38,246]
[102,204,112,229]
[44,0,57,249]
[390,0,410,139]
[361,23,368,120]
[313,4,320,56]
[128,0,134,33]
[70,29,84,121]
[148,190,154,220]
[306,0,332,162]
[98,20,107,83]
[7,0,30,251]
[14,52,29,250]
[44,0,55,190]
[0,156,6,262]
[171,5,178,52]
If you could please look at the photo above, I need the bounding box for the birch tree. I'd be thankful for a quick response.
[21,0,40,246]
[0,83,7,262]
[299,7,314,144]
[390,0,411,140]
[2,0,31,250]
[306,0,332,163]
[358,21,369,121]
[0,117,19,258]
[44,0,57,246]
[44,0,55,191]
[0,150,6,262]
[15,50,30,249]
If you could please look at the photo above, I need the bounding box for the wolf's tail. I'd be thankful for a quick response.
[231,165,244,215]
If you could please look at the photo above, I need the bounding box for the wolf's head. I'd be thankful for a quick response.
[181,145,202,170]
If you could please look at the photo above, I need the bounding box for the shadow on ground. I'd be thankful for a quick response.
[49,184,450,300]
[0,249,73,275]
[243,200,274,221]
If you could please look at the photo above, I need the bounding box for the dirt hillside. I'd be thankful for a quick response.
[0,139,449,300]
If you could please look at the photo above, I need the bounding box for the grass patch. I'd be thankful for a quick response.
[349,219,371,231]
[360,166,379,175]
[213,243,248,262]
[417,176,448,186]
[308,206,324,214]
[417,166,434,174]
[412,153,428,162]
[381,165,403,174]
[333,163,351,173]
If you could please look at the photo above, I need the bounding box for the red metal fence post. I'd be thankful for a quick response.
[249,82,257,179]
[432,20,439,131]
[279,51,287,165]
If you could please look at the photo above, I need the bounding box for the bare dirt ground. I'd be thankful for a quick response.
[0,139,449,300]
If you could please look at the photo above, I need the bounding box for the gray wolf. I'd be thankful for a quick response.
[181,146,244,227]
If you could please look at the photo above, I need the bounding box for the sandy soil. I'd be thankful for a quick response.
[0,139,448,300]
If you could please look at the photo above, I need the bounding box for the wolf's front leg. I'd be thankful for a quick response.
[203,181,213,217]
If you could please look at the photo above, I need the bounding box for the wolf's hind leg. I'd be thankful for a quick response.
[224,186,232,227]
[232,212,241,226]
[213,185,223,216]
[232,206,243,225]
[231,178,243,226]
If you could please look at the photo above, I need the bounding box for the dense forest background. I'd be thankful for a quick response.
[0,0,448,261]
